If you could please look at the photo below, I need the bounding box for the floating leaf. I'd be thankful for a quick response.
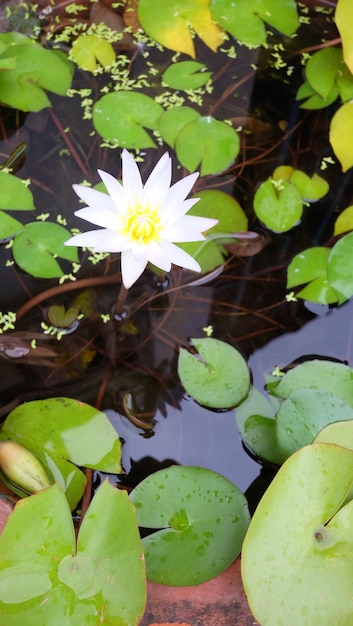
[305,47,342,98]
[254,177,303,232]
[335,0,353,74]
[177,190,248,272]
[327,231,353,303]
[0,482,146,624]
[334,205,353,235]
[138,0,223,58]
[70,34,115,72]
[296,80,339,109]
[211,0,299,46]
[130,465,249,585]
[93,91,163,148]
[287,247,330,288]
[162,61,211,90]
[178,337,250,408]
[289,171,329,201]
[0,33,74,112]
[269,360,353,408]
[12,222,78,278]
[315,419,353,450]
[0,171,34,211]
[242,443,353,625]
[330,101,353,172]
[276,389,353,458]
[0,212,23,240]
[0,398,122,508]
[176,116,240,175]
[158,106,200,148]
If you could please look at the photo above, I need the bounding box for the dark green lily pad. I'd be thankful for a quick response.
[130,465,249,585]
[178,337,250,408]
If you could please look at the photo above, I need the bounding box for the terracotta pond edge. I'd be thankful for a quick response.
[0,496,258,625]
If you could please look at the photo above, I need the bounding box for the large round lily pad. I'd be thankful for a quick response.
[130,465,249,585]
[242,443,353,625]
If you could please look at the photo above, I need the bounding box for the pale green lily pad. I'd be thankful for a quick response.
[211,0,299,46]
[315,420,353,451]
[162,61,211,89]
[0,482,146,625]
[290,171,329,201]
[130,465,249,585]
[242,443,353,625]
[178,337,250,408]
[327,232,353,303]
[176,116,240,175]
[254,177,303,232]
[0,172,35,211]
[330,101,353,172]
[269,360,353,407]
[12,221,78,278]
[276,389,353,458]
[1,397,122,473]
[93,91,163,148]
[70,34,115,72]
[334,205,353,236]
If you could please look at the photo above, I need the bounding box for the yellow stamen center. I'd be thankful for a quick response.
[125,204,161,244]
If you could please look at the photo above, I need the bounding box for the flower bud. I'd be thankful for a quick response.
[0,440,52,495]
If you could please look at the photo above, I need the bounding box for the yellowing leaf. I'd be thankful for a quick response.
[334,205,353,236]
[70,35,115,72]
[329,101,353,172]
[335,0,353,74]
[138,0,224,58]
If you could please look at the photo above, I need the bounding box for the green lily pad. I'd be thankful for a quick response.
[305,47,342,98]
[290,171,329,201]
[158,106,200,148]
[269,360,353,407]
[254,177,303,232]
[12,221,78,278]
[176,116,240,175]
[334,205,353,236]
[0,171,34,211]
[211,0,299,46]
[330,101,353,172]
[93,91,163,148]
[242,443,353,625]
[70,34,115,72]
[162,61,211,90]
[297,81,339,109]
[286,246,339,304]
[0,481,146,624]
[178,337,250,409]
[315,420,353,451]
[0,33,74,112]
[0,211,23,240]
[138,0,223,58]
[327,231,353,303]
[130,465,249,585]
[276,389,353,458]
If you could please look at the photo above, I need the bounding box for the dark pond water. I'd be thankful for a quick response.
[0,0,352,509]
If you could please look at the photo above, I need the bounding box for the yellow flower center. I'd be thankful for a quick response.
[125,204,161,244]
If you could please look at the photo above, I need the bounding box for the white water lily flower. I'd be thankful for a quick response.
[65,150,218,288]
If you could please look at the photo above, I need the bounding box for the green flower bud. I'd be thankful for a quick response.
[0,441,52,495]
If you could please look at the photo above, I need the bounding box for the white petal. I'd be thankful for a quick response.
[162,215,218,241]
[73,184,116,211]
[121,248,148,288]
[74,206,119,229]
[161,198,200,224]
[144,241,172,272]
[160,242,201,272]
[144,152,172,204]
[121,150,143,204]
[97,170,126,211]
[160,172,199,210]
[65,229,130,252]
